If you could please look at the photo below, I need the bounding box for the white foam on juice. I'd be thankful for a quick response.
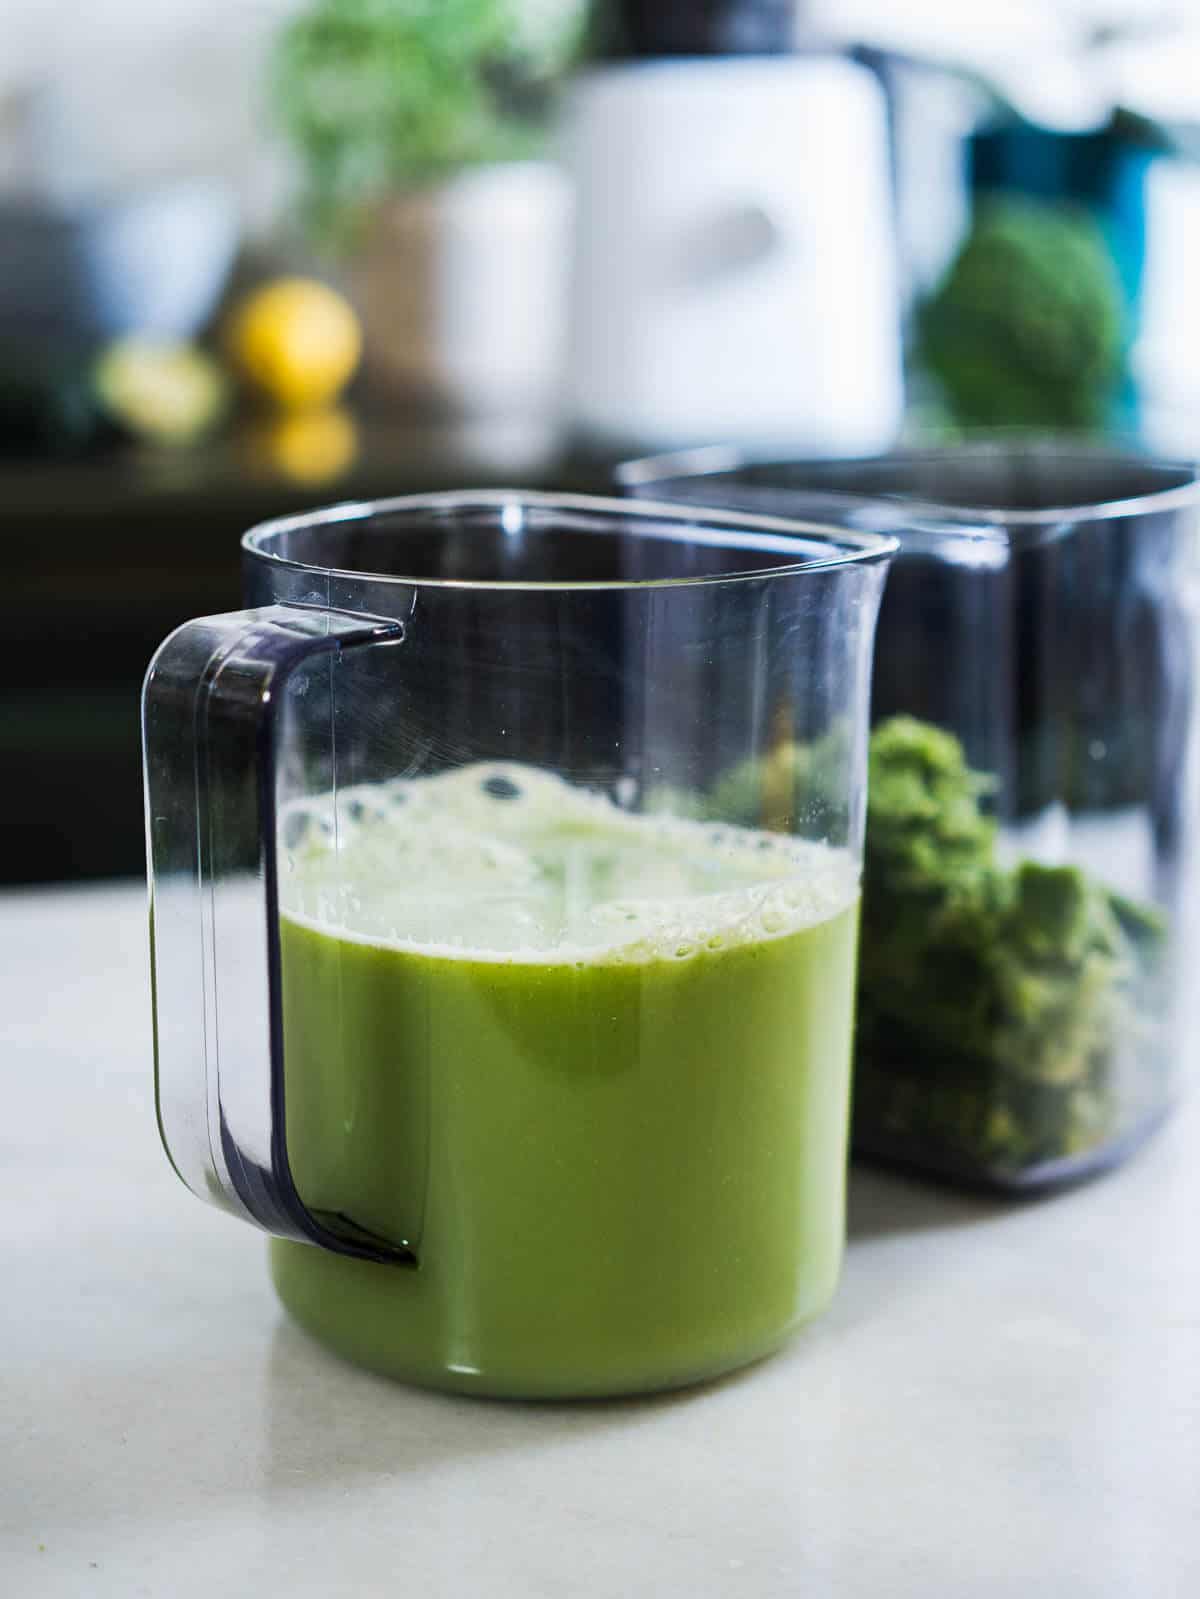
[279,762,858,965]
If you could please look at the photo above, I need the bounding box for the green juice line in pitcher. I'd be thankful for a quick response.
[272,762,860,1398]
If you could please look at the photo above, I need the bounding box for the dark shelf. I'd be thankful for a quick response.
[4,416,610,884]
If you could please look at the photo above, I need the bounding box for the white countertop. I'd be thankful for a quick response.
[4,880,1198,1598]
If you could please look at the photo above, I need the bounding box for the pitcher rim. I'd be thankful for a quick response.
[242,489,899,591]
[615,441,1200,528]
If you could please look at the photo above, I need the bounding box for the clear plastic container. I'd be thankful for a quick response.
[621,441,1200,1191]
[142,491,895,1395]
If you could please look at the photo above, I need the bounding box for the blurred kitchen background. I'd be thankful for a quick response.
[4,0,1200,884]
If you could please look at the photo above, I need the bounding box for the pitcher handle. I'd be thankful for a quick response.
[142,603,411,1263]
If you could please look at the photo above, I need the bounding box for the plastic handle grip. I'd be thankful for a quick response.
[142,603,412,1263]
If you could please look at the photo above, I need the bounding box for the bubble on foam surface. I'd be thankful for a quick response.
[279,762,857,963]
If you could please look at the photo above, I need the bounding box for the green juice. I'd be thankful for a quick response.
[272,765,859,1398]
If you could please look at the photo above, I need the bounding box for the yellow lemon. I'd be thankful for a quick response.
[229,277,362,411]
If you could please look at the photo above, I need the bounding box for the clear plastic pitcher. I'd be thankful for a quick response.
[143,492,895,1396]
[621,443,1200,1193]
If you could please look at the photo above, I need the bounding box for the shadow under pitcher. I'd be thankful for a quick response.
[142,491,896,1397]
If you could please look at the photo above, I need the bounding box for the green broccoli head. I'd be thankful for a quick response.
[917,197,1126,431]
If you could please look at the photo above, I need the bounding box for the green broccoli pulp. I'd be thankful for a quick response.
[652,715,1169,1180]
[857,717,1168,1177]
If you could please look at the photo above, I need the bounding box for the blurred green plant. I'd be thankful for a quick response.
[916,197,1126,432]
[272,0,586,248]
